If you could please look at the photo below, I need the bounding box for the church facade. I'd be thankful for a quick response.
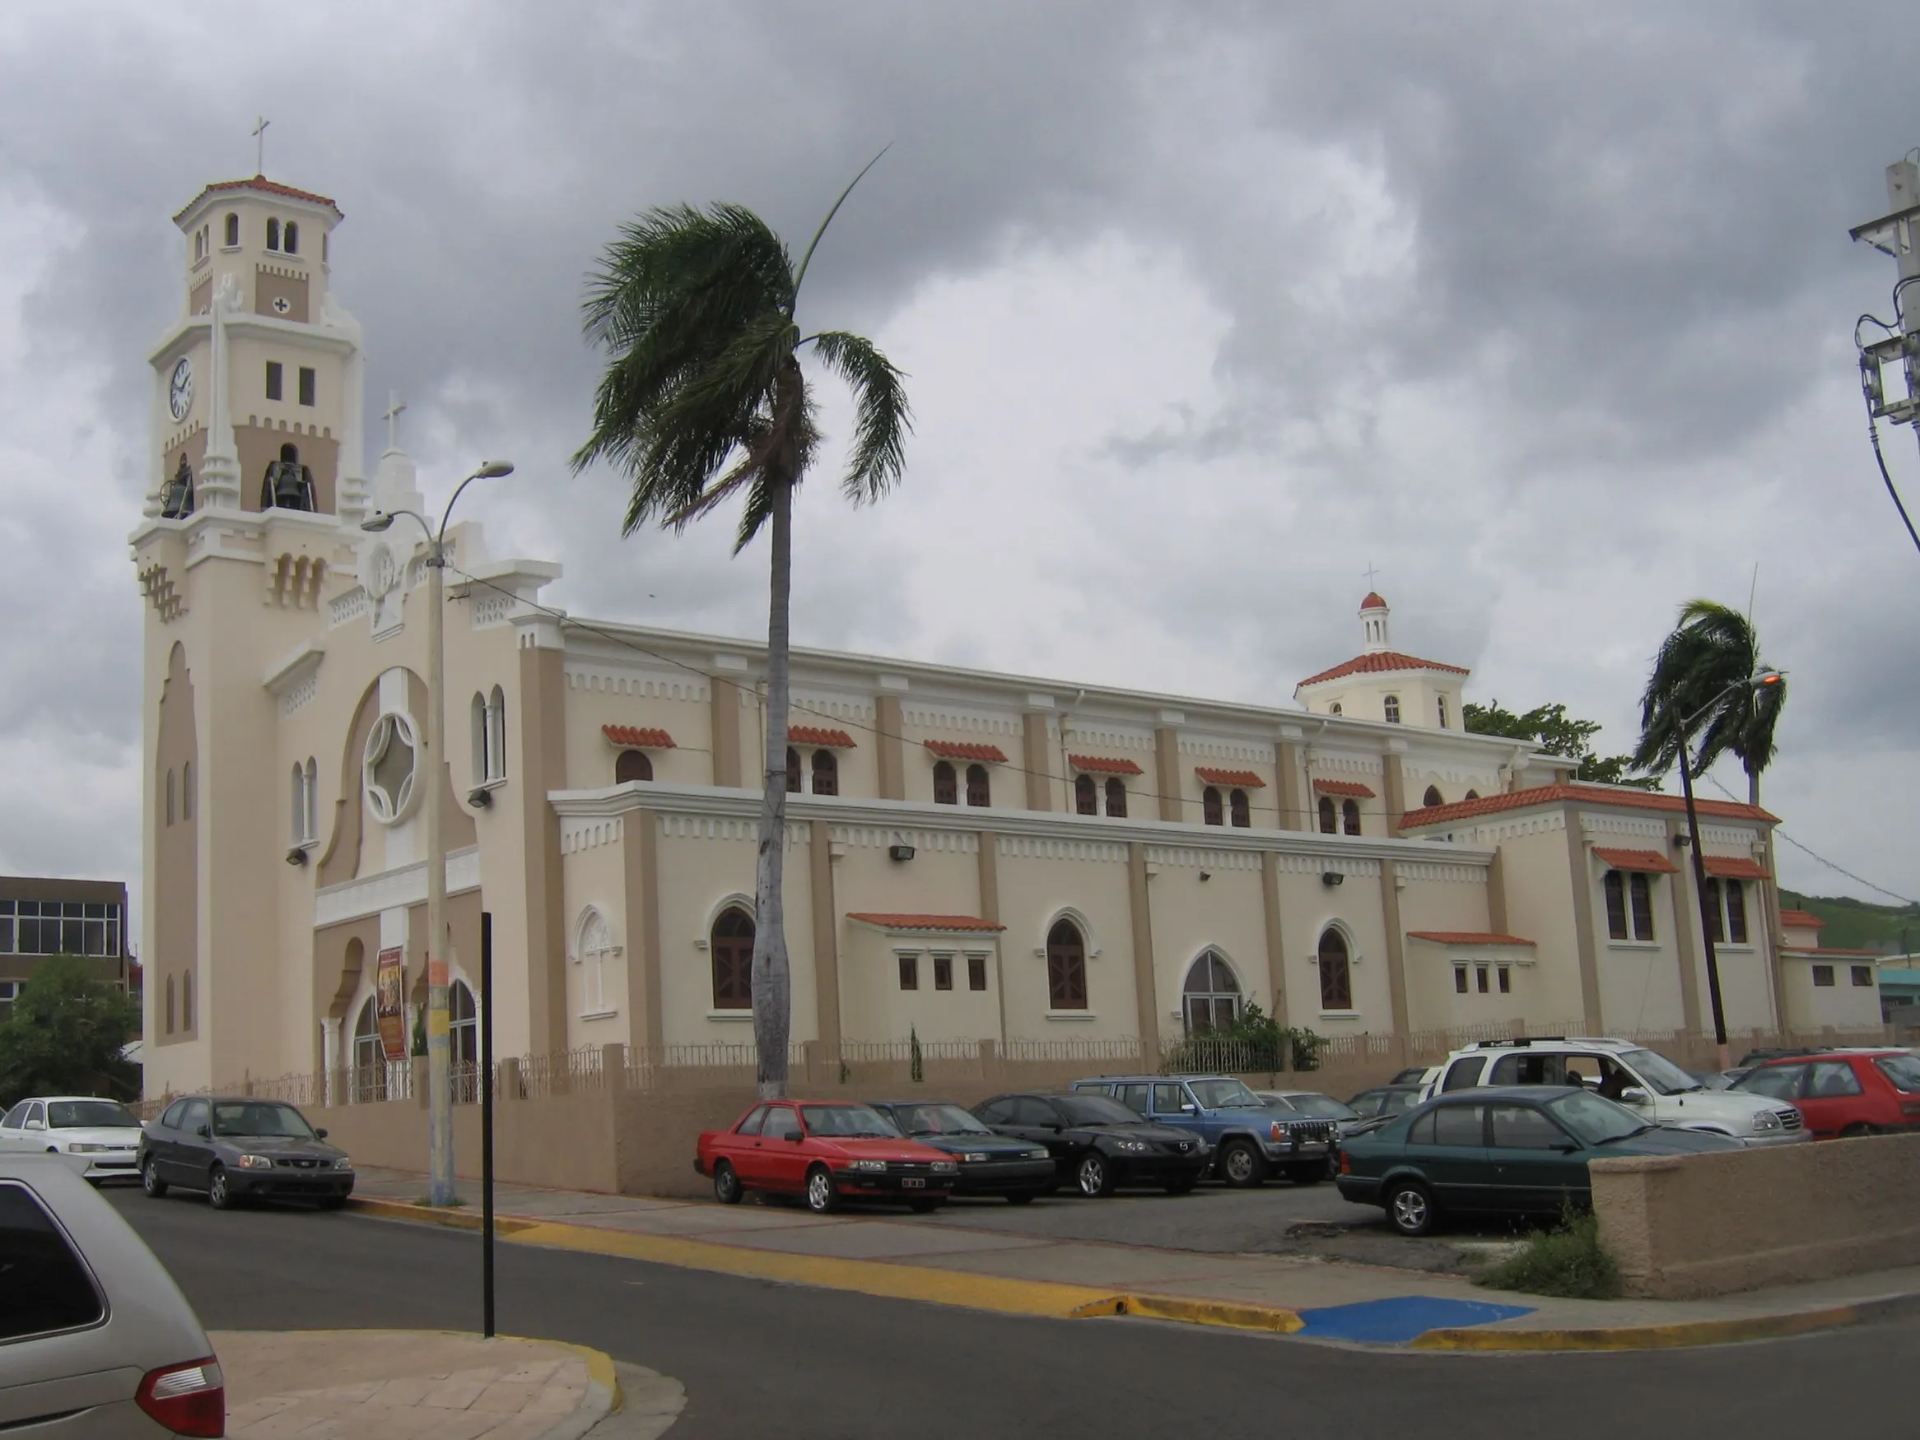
[130,176,1880,1100]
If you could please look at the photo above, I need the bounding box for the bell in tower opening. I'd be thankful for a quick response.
[261,442,316,512]
[160,453,195,519]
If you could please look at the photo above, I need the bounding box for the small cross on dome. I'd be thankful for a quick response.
[382,391,408,455]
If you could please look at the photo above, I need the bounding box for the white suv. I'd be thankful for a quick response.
[1421,1037,1809,1146]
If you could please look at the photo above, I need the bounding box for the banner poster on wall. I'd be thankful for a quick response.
[376,947,407,1061]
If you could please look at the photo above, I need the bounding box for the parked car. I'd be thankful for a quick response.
[1068,1074,1329,1187]
[1337,1087,1742,1236]
[0,1155,225,1435]
[973,1093,1213,1196]
[1421,1037,1810,1146]
[138,1096,353,1210]
[1387,1067,1436,1086]
[696,1100,958,1214]
[1688,1071,1735,1091]
[1255,1090,1366,1138]
[0,1097,144,1184]
[866,1101,1057,1203]
[1346,1085,1427,1124]
[1730,1050,1920,1138]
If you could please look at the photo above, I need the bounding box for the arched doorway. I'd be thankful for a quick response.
[1182,950,1241,1034]
[450,980,479,1102]
[351,998,385,1101]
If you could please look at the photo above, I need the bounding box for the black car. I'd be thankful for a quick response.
[868,1101,1059,1203]
[139,1095,353,1210]
[972,1093,1212,1197]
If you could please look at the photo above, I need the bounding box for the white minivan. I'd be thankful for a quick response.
[1421,1037,1810,1145]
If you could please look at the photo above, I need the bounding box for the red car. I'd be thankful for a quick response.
[1732,1050,1920,1138]
[695,1100,960,1214]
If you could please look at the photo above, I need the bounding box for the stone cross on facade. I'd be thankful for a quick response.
[383,392,407,454]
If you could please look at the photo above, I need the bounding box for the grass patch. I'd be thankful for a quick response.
[1474,1209,1621,1299]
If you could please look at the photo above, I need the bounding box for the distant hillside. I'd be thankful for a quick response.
[1779,891,1920,955]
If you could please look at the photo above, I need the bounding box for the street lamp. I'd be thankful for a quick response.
[1671,668,1785,1073]
[362,459,513,1207]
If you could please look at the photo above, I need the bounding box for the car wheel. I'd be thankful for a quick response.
[1005,1192,1038,1205]
[1839,1123,1874,1139]
[1163,1176,1198,1196]
[713,1160,744,1205]
[1286,1163,1325,1186]
[207,1165,236,1211]
[1219,1139,1265,1188]
[141,1160,168,1199]
[1386,1179,1436,1237]
[1076,1151,1117,1197]
[804,1165,841,1215]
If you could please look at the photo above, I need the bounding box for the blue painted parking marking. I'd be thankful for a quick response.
[1295,1296,1535,1344]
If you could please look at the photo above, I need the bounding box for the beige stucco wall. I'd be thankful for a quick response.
[1781,955,1885,1029]
[990,839,1137,1041]
[1467,823,1587,1026]
[1593,1133,1920,1298]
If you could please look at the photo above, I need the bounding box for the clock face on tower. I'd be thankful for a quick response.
[168,357,193,422]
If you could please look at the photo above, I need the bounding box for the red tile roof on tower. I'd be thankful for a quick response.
[1069,754,1144,775]
[1701,855,1770,880]
[1778,909,1826,931]
[788,726,856,748]
[1195,768,1266,788]
[1399,784,1776,829]
[1593,847,1679,874]
[923,740,1009,763]
[173,175,343,223]
[1312,779,1376,798]
[845,913,1008,932]
[1406,931,1536,947]
[1361,591,1389,610]
[1296,650,1472,688]
[602,725,675,749]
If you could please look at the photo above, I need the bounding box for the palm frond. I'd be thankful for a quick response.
[791,147,891,303]
[808,330,911,502]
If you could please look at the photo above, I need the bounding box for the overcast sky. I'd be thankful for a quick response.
[3,1,1918,926]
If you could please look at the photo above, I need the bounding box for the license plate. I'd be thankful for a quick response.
[901,1178,925,1188]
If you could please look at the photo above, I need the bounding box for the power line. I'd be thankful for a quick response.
[1698,769,1916,907]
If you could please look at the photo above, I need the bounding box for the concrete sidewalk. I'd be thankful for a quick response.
[213,1329,636,1439]
[345,1167,1920,1350]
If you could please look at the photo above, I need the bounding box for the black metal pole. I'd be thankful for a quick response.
[480,910,495,1338]
[1677,761,1731,1069]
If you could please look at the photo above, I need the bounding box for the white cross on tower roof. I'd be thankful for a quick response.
[382,392,407,454]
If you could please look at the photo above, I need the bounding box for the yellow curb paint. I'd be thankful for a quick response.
[505,1333,620,1403]
[1411,1304,1861,1352]
[347,1196,536,1235]
[1112,1295,1305,1334]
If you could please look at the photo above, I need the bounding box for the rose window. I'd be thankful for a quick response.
[362,712,419,824]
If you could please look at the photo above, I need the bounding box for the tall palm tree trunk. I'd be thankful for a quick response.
[752,472,794,1098]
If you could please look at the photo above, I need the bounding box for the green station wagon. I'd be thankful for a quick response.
[1336,1086,1741,1235]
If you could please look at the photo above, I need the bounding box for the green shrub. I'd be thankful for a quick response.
[1475,1207,1622,1299]
[1160,1002,1324,1074]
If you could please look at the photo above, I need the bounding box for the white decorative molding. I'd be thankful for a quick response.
[1700,823,1762,847]
[561,816,624,853]
[1581,813,1667,843]
[328,585,368,627]
[902,704,1021,737]
[997,835,1127,864]
[831,825,977,855]
[1177,737,1267,763]
[1393,860,1483,884]
[313,846,480,927]
[1057,721,1153,753]
[1144,846,1260,872]
[470,591,518,629]
[659,814,809,847]
[789,693,874,724]
[1278,853,1382,879]
[263,641,325,709]
[566,665,708,702]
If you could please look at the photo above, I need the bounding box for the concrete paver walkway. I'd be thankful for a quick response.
[214,1329,619,1439]
[345,1166,1920,1350]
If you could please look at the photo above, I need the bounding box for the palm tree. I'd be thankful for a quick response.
[573,166,910,1098]
[1632,599,1786,805]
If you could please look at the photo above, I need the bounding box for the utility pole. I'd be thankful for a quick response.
[1851,154,1920,451]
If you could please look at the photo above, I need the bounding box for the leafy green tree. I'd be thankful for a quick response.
[574,166,911,1098]
[1462,701,1659,790]
[1630,599,1786,806]
[0,956,139,1105]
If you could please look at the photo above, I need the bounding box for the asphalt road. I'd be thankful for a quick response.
[111,1188,1915,1440]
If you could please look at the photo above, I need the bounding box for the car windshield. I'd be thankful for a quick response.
[211,1101,316,1138]
[47,1101,138,1129]
[1545,1091,1651,1145]
[1376,1090,1421,1115]
[888,1104,991,1136]
[800,1105,900,1138]
[1619,1048,1702,1095]
[1056,1095,1141,1126]
[1188,1079,1261,1109]
[1875,1055,1920,1093]
[1274,1093,1360,1120]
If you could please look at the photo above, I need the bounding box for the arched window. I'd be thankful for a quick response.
[1075,774,1098,815]
[351,997,385,1101]
[1724,878,1748,944]
[1603,871,1628,940]
[266,217,280,251]
[1704,878,1725,944]
[966,763,990,808]
[470,694,489,784]
[785,747,801,793]
[1202,786,1223,826]
[487,686,506,781]
[1317,929,1353,1011]
[616,749,653,784]
[193,230,204,262]
[449,981,478,1101]
[1423,785,1443,808]
[1104,777,1127,817]
[166,768,176,827]
[165,975,175,1034]
[181,761,192,820]
[1384,695,1401,724]
[283,220,299,255]
[291,761,311,844]
[1182,950,1241,1034]
[1230,789,1251,828]
[932,761,957,805]
[811,748,838,796]
[1342,798,1360,836]
[1464,789,1480,801]
[576,909,615,1017]
[1318,795,1336,834]
[1630,873,1655,940]
[181,971,193,1030]
[1329,703,1343,715]
[1045,919,1088,1011]
[1437,695,1449,729]
[224,212,239,247]
[711,907,754,1010]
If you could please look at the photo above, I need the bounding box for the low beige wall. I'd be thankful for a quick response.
[1592,1132,1920,1299]
[316,1089,621,1196]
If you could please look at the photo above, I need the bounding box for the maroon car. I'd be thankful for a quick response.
[695,1100,959,1214]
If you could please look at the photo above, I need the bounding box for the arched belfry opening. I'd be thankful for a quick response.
[261,442,316,511]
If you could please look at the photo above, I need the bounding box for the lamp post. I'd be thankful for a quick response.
[363,459,513,1207]
[1672,669,1784,1073]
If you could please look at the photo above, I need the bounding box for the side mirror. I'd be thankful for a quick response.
[1619,1087,1650,1106]
[196,1124,212,1138]
[1179,1103,1199,1115]
[783,1131,805,1143]
[24,1119,43,1131]
[315,1128,328,1140]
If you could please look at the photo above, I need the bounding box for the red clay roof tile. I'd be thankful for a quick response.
[1593,847,1679,874]
[1778,909,1826,930]
[1361,591,1389,610]
[173,175,343,224]
[1297,650,1471,688]
[1313,779,1376,798]
[1701,855,1770,880]
[1070,754,1144,775]
[1406,931,1536,946]
[924,741,1009,763]
[1399,784,1776,829]
[602,725,675,749]
[1195,768,1266,788]
[845,913,1007,932]
[788,726,856,748]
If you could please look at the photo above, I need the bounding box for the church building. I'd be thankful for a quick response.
[131,176,1880,1100]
